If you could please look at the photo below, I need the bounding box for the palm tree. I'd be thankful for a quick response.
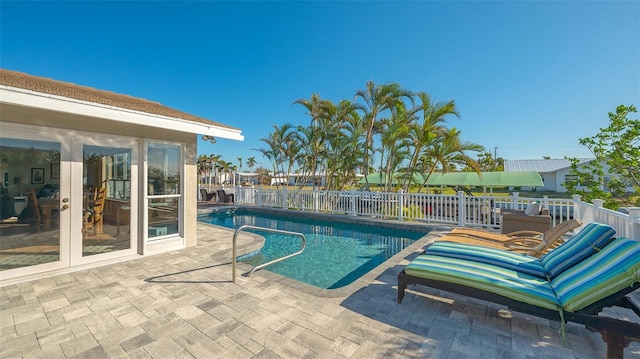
[379,102,413,192]
[355,81,412,189]
[419,128,484,189]
[255,124,295,185]
[246,157,256,171]
[402,92,458,190]
[197,154,210,184]
[208,154,221,185]
[237,157,242,170]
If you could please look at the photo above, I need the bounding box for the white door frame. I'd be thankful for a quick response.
[69,133,139,265]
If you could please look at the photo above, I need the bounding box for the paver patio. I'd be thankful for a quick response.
[1,220,639,358]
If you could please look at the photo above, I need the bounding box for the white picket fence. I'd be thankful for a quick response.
[200,185,640,240]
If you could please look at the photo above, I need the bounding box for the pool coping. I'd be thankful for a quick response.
[199,205,454,298]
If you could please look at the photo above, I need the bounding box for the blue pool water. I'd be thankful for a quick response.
[199,209,427,289]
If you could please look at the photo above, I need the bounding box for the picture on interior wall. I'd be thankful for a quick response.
[51,163,59,179]
[31,168,44,184]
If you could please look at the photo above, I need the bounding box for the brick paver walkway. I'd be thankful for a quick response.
[1,220,639,358]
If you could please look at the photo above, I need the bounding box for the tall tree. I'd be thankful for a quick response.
[564,105,639,208]
[246,157,256,171]
[379,101,413,191]
[419,128,484,189]
[355,81,411,189]
[402,92,458,190]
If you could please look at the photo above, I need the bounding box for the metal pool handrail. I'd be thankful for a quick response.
[232,225,307,283]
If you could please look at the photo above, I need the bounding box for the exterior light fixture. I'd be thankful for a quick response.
[202,135,217,144]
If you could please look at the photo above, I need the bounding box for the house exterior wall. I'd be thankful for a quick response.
[0,103,199,283]
[554,167,573,192]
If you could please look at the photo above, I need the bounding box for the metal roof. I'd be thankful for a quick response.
[504,159,593,173]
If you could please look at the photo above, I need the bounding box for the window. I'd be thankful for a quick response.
[147,142,182,239]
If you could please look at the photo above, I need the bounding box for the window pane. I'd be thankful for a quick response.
[83,145,131,256]
[0,137,61,270]
[148,143,181,195]
[148,198,179,239]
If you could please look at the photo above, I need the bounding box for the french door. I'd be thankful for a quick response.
[70,135,139,265]
[0,124,138,281]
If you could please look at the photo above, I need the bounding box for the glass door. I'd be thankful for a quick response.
[70,136,138,265]
[0,127,70,279]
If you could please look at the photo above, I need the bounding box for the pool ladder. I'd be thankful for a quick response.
[232,225,307,283]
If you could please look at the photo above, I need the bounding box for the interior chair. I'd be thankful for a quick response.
[84,187,106,236]
[216,189,234,204]
[23,189,42,231]
[441,219,583,257]
[398,236,640,359]
[200,188,216,202]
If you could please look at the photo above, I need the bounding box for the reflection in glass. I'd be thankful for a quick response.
[147,142,181,240]
[82,145,131,256]
[0,137,61,270]
[148,197,179,239]
[148,143,180,196]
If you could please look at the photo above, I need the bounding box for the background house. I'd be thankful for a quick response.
[503,158,623,193]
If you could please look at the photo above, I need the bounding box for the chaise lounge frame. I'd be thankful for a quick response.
[398,270,640,359]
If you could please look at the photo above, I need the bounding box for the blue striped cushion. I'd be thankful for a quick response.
[405,255,560,310]
[424,241,547,278]
[552,238,640,312]
[540,222,616,278]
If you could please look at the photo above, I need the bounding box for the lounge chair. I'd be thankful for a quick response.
[216,189,234,204]
[426,222,616,279]
[441,219,583,257]
[398,236,640,359]
[200,188,216,203]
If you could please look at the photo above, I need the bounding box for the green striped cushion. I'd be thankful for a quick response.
[405,255,560,310]
[540,222,616,278]
[552,237,640,312]
[424,241,547,278]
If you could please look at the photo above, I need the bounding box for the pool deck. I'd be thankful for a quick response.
[1,210,639,358]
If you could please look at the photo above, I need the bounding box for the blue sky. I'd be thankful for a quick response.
[2,1,638,171]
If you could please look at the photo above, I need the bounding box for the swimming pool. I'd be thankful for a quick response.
[199,208,429,289]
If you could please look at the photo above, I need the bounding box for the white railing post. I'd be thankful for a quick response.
[350,188,357,216]
[257,186,262,207]
[282,186,288,209]
[625,207,640,241]
[572,194,581,222]
[592,199,605,223]
[511,192,520,210]
[542,195,549,210]
[398,189,404,221]
[457,191,466,227]
[313,186,319,213]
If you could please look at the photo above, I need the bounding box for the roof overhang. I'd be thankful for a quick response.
[0,86,244,141]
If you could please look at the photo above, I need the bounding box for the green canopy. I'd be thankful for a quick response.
[360,171,543,187]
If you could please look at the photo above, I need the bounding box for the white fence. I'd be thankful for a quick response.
[200,185,640,240]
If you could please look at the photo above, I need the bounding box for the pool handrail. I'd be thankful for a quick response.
[232,225,307,283]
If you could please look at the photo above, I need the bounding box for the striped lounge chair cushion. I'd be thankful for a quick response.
[405,255,560,310]
[552,237,640,312]
[423,241,547,278]
[540,222,616,278]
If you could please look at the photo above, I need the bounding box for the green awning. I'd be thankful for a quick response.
[360,171,543,187]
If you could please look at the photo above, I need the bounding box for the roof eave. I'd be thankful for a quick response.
[0,86,244,141]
